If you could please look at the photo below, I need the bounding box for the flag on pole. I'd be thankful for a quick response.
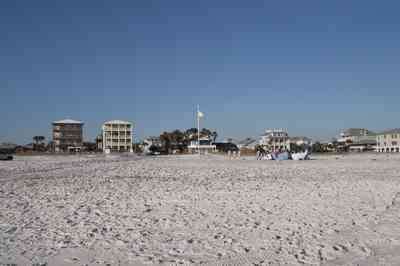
[197,111,204,118]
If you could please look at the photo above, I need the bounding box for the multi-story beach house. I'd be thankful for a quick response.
[338,128,376,143]
[188,137,217,154]
[260,129,291,152]
[52,119,84,152]
[337,128,376,152]
[102,120,133,152]
[376,129,400,153]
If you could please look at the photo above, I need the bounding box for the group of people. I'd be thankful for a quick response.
[256,146,310,161]
[256,146,287,160]
[256,146,268,160]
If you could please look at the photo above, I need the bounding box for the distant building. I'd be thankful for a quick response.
[237,138,258,150]
[144,136,162,147]
[223,138,239,145]
[95,135,103,151]
[143,136,162,154]
[260,129,291,151]
[188,137,216,154]
[15,143,35,154]
[376,129,400,153]
[102,120,133,152]
[338,128,376,152]
[52,119,84,153]
[290,137,313,147]
[338,128,376,143]
[349,139,377,152]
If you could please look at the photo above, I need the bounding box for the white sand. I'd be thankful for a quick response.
[1,153,400,265]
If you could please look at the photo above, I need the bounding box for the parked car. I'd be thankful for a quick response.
[0,143,16,161]
[214,142,239,153]
[0,154,13,161]
[0,149,14,160]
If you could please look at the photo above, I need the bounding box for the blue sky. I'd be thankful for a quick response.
[1,0,400,144]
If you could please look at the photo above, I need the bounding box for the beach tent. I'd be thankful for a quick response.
[271,151,290,161]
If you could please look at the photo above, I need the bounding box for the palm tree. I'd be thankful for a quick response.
[160,132,172,154]
[200,128,212,139]
[211,131,218,142]
[33,136,45,151]
[33,136,45,144]
[171,130,185,144]
[185,128,198,141]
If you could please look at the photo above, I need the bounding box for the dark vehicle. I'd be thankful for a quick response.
[0,144,16,161]
[214,142,239,153]
[0,154,13,161]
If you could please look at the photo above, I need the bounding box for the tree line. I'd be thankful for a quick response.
[149,128,218,154]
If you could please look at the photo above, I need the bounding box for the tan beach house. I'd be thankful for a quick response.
[376,129,400,153]
[52,119,84,153]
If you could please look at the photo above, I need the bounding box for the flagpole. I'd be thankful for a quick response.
[197,104,200,155]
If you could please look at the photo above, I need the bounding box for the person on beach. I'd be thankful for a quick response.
[256,146,265,160]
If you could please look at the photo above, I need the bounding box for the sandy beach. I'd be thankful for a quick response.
[1,153,400,265]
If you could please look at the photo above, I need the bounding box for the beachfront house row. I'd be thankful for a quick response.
[52,119,84,153]
[376,129,400,153]
[259,129,291,152]
[102,120,133,153]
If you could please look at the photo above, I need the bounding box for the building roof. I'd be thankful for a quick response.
[237,138,257,146]
[0,143,18,149]
[223,138,239,144]
[379,128,400,135]
[261,129,289,136]
[350,139,377,146]
[145,136,160,140]
[341,128,375,137]
[290,136,312,142]
[53,119,83,124]
[104,120,132,125]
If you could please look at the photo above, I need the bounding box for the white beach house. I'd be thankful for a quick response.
[188,137,216,154]
[260,129,291,152]
[102,120,133,153]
